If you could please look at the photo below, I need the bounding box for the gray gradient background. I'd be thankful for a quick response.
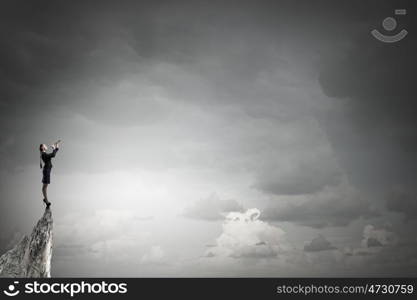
[0,0,416,276]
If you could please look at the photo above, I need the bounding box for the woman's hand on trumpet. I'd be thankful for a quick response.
[51,140,61,150]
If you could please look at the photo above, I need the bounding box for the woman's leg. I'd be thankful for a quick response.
[42,184,48,201]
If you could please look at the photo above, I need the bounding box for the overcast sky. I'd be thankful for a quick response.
[1,0,416,277]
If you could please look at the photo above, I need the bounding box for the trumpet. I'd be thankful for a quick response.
[50,140,62,148]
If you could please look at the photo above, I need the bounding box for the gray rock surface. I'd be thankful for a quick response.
[0,208,53,277]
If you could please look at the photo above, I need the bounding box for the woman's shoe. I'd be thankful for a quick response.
[43,198,51,208]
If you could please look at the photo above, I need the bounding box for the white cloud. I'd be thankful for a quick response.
[205,208,289,258]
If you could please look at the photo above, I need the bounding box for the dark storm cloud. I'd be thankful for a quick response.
[0,0,255,170]
[0,1,413,180]
[1,0,417,276]
[0,0,207,172]
[262,180,379,228]
[0,0,166,119]
[263,200,373,228]
[0,0,348,213]
[386,188,417,220]
[361,244,417,276]
[366,237,383,248]
[317,1,417,197]
[254,157,341,195]
[304,235,336,252]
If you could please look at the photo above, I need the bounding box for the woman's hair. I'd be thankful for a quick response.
[39,144,44,169]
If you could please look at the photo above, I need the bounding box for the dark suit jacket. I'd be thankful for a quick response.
[41,148,59,169]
